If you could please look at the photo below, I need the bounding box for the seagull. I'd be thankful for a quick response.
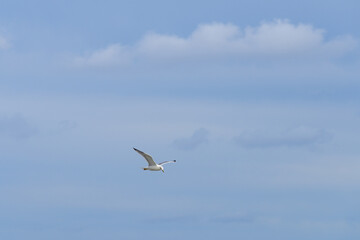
[133,147,176,172]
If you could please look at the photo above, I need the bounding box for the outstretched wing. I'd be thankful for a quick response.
[158,160,176,166]
[133,148,157,166]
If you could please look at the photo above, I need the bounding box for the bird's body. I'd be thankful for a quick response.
[133,148,176,172]
[143,165,163,171]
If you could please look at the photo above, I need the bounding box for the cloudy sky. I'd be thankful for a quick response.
[0,0,360,239]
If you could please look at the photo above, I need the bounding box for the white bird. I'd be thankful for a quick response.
[133,147,176,173]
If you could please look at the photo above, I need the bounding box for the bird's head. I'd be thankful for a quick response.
[160,166,164,173]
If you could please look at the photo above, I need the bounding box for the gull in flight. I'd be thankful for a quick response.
[133,148,176,172]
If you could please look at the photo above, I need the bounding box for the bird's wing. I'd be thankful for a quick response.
[158,160,176,166]
[133,148,157,166]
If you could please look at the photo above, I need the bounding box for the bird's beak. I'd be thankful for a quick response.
[162,169,164,173]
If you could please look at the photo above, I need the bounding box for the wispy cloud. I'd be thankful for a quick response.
[147,215,197,224]
[0,114,37,139]
[0,35,10,49]
[213,214,254,223]
[75,19,357,67]
[173,128,209,151]
[58,120,78,132]
[234,126,331,148]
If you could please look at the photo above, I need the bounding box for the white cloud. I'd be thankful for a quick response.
[75,19,357,67]
[0,35,10,49]
[74,44,132,67]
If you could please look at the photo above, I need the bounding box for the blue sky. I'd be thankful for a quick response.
[0,1,360,239]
